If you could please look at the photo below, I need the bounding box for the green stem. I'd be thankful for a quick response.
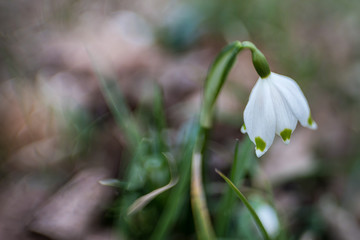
[191,127,216,240]
[191,41,244,240]
[241,41,270,78]
[191,40,269,240]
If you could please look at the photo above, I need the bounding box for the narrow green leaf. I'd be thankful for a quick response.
[215,169,271,240]
[88,53,140,149]
[150,120,198,240]
[127,177,178,215]
[215,137,253,236]
[153,84,167,131]
[98,78,140,148]
[127,153,178,215]
[200,41,243,128]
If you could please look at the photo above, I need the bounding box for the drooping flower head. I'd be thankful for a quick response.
[240,42,317,157]
[241,72,317,157]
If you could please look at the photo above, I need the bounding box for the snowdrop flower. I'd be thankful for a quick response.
[241,72,317,157]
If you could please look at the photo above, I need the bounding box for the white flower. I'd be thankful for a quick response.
[241,72,317,157]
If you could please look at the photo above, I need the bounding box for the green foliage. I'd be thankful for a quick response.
[216,169,271,240]
[215,138,254,236]
[200,41,243,128]
[3,0,360,239]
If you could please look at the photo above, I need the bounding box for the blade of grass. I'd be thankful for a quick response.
[98,78,141,148]
[215,137,253,236]
[153,84,167,131]
[127,153,178,215]
[215,169,271,240]
[150,120,198,240]
[150,85,168,158]
[88,52,140,149]
[127,176,178,215]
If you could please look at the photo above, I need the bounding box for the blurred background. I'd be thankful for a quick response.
[1,0,360,239]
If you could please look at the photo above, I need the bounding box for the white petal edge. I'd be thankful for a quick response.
[244,78,276,157]
[270,72,317,130]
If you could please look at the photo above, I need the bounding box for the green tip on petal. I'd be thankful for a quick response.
[307,114,318,129]
[241,124,247,134]
[255,137,266,152]
[307,116,313,126]
[280,128,292,144]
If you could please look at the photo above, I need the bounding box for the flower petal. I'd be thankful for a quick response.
[268,77,297,144]
[270,73,317,129]
[244,78,276,157]
[240,124,247,133]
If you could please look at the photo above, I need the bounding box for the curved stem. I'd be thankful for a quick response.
[241,41,270,78]
[192,41,243,240]
[191,40,268,239]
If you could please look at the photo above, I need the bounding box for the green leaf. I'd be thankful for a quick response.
[150,120,198,240]
[127,153,178,215]
[215,169,271,240]
[89,53,140,149]
[215,137,253,236]
[200,41,243,128]
[98,78,141,148]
